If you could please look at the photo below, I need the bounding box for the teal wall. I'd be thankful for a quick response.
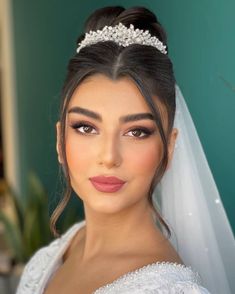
[11,0,235,233]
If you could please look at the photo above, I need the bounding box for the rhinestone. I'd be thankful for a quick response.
[77,22,167,54]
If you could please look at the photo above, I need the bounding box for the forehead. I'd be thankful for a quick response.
[69,74,147,108]
[70,74,161,105]
[68,74,168,125]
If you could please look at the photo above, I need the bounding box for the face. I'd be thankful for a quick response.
[56,74,178,215]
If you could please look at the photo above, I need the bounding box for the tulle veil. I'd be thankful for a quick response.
[153,84,235,294]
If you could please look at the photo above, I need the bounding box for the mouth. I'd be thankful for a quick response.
[89,176,126,193]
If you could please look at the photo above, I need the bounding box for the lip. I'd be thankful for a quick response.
[89,176,126,193]
[89,176,126,184]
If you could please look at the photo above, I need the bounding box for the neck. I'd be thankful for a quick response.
[78,200,162,263]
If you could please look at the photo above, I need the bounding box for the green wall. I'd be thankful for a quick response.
[11,0,235,233]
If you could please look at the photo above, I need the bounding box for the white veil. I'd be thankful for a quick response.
[153,84,235,294]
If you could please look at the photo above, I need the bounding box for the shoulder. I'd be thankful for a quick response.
[94,262,211,294]
[15,221,84,294]
[155,264,212,293]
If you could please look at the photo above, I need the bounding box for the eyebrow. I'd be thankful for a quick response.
[67,106,154,123]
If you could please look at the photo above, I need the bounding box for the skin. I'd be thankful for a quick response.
[54,74,181,286]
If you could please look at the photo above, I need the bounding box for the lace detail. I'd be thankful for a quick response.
[93,262,205,294]
[16,239,61,293]
[16,221,211,294]
[16,222,82,294]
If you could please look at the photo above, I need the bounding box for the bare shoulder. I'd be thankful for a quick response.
[150,231,184,265]
[159,240,184,265]
[133,223,184,266]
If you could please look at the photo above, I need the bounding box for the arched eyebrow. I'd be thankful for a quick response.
[67,106,154,123]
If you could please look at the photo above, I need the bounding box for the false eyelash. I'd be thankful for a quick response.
[69,121,156,138]
[70,121,97,134]
[127,127,155,138]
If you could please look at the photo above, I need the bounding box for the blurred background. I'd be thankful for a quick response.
[0,0,234,292]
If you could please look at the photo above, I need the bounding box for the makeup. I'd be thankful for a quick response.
[89,176,126,193]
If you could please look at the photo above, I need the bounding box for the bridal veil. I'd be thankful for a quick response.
[153,84,235,294]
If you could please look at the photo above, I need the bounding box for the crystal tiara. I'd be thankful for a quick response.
[76,22,167,54]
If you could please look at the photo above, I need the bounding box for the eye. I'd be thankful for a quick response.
[70,122,97,135]
[125,127,154,138]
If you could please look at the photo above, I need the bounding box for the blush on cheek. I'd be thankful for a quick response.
[65,136,96,182]
[65,135,93,160]
[127,143,162,176]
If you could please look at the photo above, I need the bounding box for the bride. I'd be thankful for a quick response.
[16,5,234,294]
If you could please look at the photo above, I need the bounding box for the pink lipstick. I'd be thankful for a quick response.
[89,176,126,193]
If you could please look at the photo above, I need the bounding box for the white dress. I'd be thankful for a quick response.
[16,220,211,294]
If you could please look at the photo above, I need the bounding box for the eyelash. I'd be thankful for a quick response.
[69,121,155,139]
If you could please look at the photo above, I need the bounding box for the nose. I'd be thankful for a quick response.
[97,133,122,168]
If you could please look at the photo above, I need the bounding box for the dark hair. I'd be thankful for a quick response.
[50,6,176,238]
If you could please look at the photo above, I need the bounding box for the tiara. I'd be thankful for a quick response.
[76,22,167,54]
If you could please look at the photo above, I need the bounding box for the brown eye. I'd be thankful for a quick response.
[81,125,93,133]
[70,122,97,135]
[126,127,154,138]
[132,130,143,137]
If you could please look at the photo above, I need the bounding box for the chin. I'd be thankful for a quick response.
[84,198,127,214]
[84,193,143,216]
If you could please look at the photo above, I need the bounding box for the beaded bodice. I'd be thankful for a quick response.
[16,220,211,294]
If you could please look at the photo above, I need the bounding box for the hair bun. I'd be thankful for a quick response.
[83,6,167,47]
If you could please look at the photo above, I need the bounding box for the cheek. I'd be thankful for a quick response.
[65,134,94,174]
[124,140,162,177]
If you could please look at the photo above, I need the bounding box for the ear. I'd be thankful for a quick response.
[166,128,179,170]
[56,121,63,164]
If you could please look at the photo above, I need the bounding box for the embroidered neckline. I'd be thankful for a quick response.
[92,261,200,293]
[60,221,201,293]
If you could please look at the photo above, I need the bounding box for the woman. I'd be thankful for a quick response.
[16,6,234,294]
